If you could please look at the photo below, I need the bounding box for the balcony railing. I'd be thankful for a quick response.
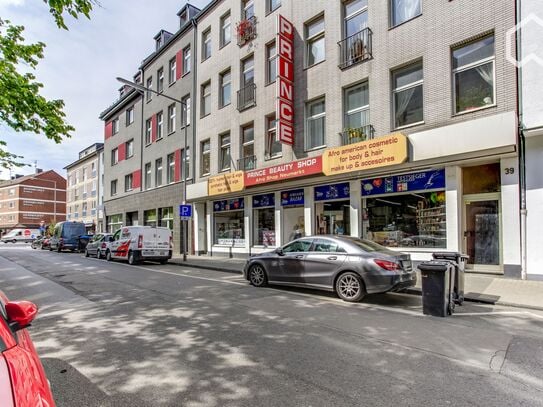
[236,16,257,46]
[340,125,375,145]
[237,155,257,171]
[237,83,257,111]
[338,28,372,69]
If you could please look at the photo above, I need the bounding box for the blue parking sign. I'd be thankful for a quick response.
[179,204,192,219]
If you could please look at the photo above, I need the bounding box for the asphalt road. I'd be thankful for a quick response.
[0,244,542,406]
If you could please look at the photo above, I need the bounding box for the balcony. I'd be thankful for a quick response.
[237,155,257,171]
[236,16,257,47]
[340,125,375,146]
[237,83,256,111]
[338,28,372,69]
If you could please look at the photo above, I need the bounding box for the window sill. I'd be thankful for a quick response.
[219,102,231,110]
[126,155,134,160]
[146,99,152,104]
[201,113,211,119]
[201,56,211,63]
[168,81,176,88]
[219,41,231,50]
[167,131,176,136]
[303,59,326,71]
[182,71,191,78]
[201,173,211,178]
[265,79,276,88]
[394,120,425,131]
[219,168,231,173]
[389,13,423,30]
[453,104,496,117]
[265,154,282,161]
[145,143,152,147]
[156,137,163,142]
[304,145,327,153]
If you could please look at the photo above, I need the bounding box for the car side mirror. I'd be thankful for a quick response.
[108,236,114,242]
[6,301,38,331]
[275,247,284,256]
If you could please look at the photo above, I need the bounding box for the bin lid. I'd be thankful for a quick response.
[418,260,453,272]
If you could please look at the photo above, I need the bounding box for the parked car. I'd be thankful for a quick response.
[0,290,56,406]
[106,226,172,265]
[49,221,86,252]
[77,234,93,253]
[85,233,112,259]
[40,237,51,250]
[31,235,44,249]
[243,235,416,302]
[1,228,41,243]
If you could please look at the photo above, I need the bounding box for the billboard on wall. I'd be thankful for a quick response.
[276,15,294,145]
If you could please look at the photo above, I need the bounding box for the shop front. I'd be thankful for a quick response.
[252,193,276,247]
[314,182,351,235]
[281,189,305,243]
[213,198,245,247]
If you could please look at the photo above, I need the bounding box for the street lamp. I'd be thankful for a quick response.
[116,77,189,261]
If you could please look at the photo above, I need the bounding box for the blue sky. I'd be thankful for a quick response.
[0,0,208,179]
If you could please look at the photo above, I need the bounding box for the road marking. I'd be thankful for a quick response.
[455,311,543,319]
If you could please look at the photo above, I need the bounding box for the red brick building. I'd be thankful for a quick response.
[0,170,66,235]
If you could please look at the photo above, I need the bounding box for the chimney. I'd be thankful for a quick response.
[36,168,43,174]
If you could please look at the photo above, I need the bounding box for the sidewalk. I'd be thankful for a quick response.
[170,254,543,310]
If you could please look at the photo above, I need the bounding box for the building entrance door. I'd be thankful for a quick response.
[463,194,502,273]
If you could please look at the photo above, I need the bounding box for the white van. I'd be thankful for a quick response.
[1,228,41,243]
[105,226,172,265]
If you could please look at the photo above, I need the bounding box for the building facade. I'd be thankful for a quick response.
[520,0,543,280]
[100,4,199,251]
[64,143,104,233]
[0,170,66,235]
[185,0,522,277]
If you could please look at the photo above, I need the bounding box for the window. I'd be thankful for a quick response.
[267,0,281,13]
[243,0,254,19]
[167,103,176,134]
[305,98,326,150]
[111,148,119,166]
[253,194,275,246]
[111,180,117,196]
[215,209,245,246]
[145,118,152,145]
[305,16,325,67]
[159,207,174,230]
[125,173,133,192]
[144,162,152,190]
[453,35,495,114]
[202,29,211,60]
[182,95,191,126]
[144,209,157,228]
[241,124,255,170]
[201,82,211,117]
[182,147,191,180]
[345,0,368,37]
[126,106,134,126]
[265,114,281,159]
[266,42,277,84]
[391,0,421,27]
[108,214,122,233]
[344,82,370,130]
[155,158,163,187]
[146,77,153,101]
[241,55,254,87]
[157,67,164,93]
[220,69,231,108]
[220,12,231,47]
[201,139,211,176]
[183,46,191,74]
[82,167,87,181]
[219,132,231,171]
[157,111,164,139]
[112,118,119,135]
[392,62,423,128]
[169,57,176,84]
[167,153,175,184]
[126,139,134,158]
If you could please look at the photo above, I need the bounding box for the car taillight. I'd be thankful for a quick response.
[374,259,401,271]
[138,235,143,249]
[169,235,173,248]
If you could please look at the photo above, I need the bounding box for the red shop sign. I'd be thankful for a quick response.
[245,156,323,187]
[276,14,294,146]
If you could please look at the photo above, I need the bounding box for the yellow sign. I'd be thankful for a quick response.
[208,171,245,196]
[322,133,408,176]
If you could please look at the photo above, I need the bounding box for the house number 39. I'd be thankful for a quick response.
[505,167,515,175]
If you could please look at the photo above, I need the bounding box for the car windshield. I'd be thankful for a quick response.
[64,223,86,238]
[342,237,387,252]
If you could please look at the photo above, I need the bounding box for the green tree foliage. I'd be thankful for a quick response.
[0,1,96,169]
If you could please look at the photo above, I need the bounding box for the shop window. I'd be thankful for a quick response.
[107,214,123,233]
[364,192,446,248]
[215,211,245,246]
[144,209,157,227]
[453,35,495,114]
[462,163,500,194]
[159,207,174,230]
[392,62,423,128]
[253,194,275,247]
[315,200,350,236]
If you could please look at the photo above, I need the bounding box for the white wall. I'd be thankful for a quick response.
[525,136,543,278]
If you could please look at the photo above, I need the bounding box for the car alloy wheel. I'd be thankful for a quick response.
[336,272,365,302]
[97,250,102,259]
[249,264,267,287]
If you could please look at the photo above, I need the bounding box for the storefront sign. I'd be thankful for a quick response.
[314,182,350,201]
[322,133,408,176]
[252,193,275,208]
[281,189,304,206]
[245,157,322,186]
[276,14,294,145]
[361,169,446,196]
[213,198,245,212]
[208,171,245,196]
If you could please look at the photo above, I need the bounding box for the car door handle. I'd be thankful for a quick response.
[295,255,304,259]
[327,256,337,260]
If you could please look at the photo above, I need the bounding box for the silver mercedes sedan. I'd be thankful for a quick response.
[243,235,416,302]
